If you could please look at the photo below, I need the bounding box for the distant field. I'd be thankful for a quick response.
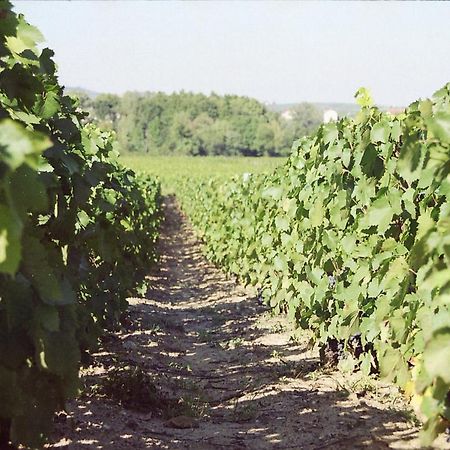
[120,155,287,192]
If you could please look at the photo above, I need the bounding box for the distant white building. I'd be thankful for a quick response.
[323,109,338,123]
[281,109,294,121]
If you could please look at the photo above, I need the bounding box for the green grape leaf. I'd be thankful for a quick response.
[361,196,393,234]
[426,112,450,143]
[275,215,289,232]
[309,199,324,227]
[322,123,338,145]
[8,164,48,217]
[0,119,51,170]
[35,305,60,332]
[40,332,80,377]
[354,87,374,107]
[423,328,450,383]
[370,121,390,143]
[0,204,22,274]
[36,90,60,119]
[21,235,76,305]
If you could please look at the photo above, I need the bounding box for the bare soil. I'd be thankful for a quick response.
[48,197,449,450]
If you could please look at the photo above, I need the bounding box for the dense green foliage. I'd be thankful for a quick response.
[121,155,286,194]
[0,4,161,447]
[77,90,322,157]
[177,85,450,443]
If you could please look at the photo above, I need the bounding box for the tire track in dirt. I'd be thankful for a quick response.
[48,196,447,450]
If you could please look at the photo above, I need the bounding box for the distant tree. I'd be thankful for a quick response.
[282,102,322,147]
[117,93,143,153]
[168,111,194,154]
[255,122,275,156]
[254,120,284,156]
[92,93,120,129]
[71,91,322,156]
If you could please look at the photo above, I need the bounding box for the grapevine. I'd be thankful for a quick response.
[177,84,450,444]
[0,3,161,447]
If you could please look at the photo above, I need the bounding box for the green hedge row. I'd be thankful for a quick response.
[177,85,450,444]
[0,3,161,447]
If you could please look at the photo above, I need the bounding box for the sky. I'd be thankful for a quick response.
[13,1,450,106]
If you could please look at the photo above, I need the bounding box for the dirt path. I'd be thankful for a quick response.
[49,197,448,450]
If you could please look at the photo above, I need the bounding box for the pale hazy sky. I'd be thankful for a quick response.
[13,1,450,106]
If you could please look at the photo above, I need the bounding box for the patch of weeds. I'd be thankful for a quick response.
[102,366,160,411]
[149,323,162,335]
[259,310,277,323]
[289,334,302,346]
[156,316,185,332]
[171,376,200,392]
[274,361,300,380]
[397,408,421,427]
[126,315,165,335]
[210,314,228,327]
[138,316,184,334]
[84,380,103,397]
[304,366,323,382]
[198,329,214,343]
[336,388,351,399]
[270,322,287,334]
[268,350,319,380]
[221,337,244,350]
[232,396,259,422]
[271,350,287,363]
[101,366,208,419]
[169,361,192,373]
[327,373,403,405]
[289,328,312,347]
[339,374,380,399]
[168,393,209,419]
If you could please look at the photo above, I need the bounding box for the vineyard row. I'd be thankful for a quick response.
[177,85,450,444]
[0,4,161,447]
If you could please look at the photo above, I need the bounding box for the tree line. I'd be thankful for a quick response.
[74,91,323,157]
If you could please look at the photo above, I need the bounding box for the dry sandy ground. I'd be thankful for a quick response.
[48,197,449,450]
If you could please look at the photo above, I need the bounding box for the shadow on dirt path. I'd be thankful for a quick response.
[48,196,446,450]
